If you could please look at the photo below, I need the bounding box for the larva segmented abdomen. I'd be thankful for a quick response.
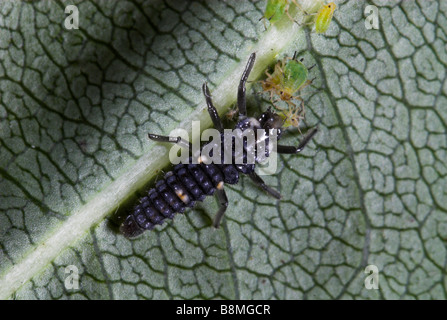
[120,162,239,238]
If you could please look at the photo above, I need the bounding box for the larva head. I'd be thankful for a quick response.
[258,108,285,137]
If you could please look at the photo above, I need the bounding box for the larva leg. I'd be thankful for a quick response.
[277,127,318,154]
[248,172,281,199]
[238,53,256,119]
[212,187,228,228]
[202,82,224,133]
[147,134,191,150]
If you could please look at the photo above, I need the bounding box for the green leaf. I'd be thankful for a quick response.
[0,0,446,299]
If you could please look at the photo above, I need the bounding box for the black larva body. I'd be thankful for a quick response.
[120,52,317,238]
[122,164,237,237]
[120,130,263,238]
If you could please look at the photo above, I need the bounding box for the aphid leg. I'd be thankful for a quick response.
[297,77,316,92]
[270,97,283,111]
[277,127,318,154]
[296,10,318,27]
[258,71,272,94]
[290,0,309,15]
[259,70,272,85]
[272,96,282,105]
[284,3,300,25]
[287,99,303,116]
[278,60,285,73]
[238,53,256,119]
[148,134,191,150]
[296,99,305,116]
[289,0,317,27]
[259,16,268,30]
[277,108,289,121]
[266,87,279,103]
[300,20,317,27]
[202,82,224,132]
[248,172,281,199]
[212,188,228,228]
[225,104,238,121]
[291,96,304,109]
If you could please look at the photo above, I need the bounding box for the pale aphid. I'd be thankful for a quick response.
[297,1,337,33]
[225,105,238,121]
[275,100,306,132]
[259,52,315,109]
[315,2,337,33]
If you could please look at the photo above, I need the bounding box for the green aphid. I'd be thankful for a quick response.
[282,57,310,97]
[260,52,315,106]
[260,52,315,130]
[260,0,300,27]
